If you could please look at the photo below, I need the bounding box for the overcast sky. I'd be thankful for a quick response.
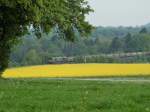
[86,0,150,27]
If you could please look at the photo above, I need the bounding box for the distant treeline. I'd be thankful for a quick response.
[9,24,150,67]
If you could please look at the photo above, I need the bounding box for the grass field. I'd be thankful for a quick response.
[3,64,150,78]
[0,78,150,112]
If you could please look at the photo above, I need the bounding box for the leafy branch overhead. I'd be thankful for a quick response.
[0,0,93,40]
[0,0,93,72]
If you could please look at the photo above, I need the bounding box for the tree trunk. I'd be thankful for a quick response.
[0,24,10,77]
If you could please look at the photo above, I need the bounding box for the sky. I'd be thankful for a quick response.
[86,0,150,27]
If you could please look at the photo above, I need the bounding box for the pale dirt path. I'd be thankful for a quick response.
[76,78,150,83]
[18,77,150,83]
[43,77,150,83]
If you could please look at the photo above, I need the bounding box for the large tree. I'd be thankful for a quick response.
[0,0,93,74]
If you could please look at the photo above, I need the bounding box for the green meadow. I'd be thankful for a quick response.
[0,78,150,112]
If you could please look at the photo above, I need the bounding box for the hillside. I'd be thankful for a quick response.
[91,23,150,39]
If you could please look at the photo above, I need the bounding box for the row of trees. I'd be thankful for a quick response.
[110,28,150,53]
[9,27,150,67]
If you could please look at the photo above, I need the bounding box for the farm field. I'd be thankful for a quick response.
[2,64,150,78]
[0,78,150,112]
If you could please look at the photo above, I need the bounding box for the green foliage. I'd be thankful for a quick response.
[139,27,148,34]
[124,33,150,52]
[109,37,124,53]
[124,33,134,52]
[91,26,139,39]
[0,0,93,73]
[9,34,113,66]
[22,49,42,65]
[9,25,150,67]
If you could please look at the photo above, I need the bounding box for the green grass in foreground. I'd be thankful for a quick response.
[0,78,150,112]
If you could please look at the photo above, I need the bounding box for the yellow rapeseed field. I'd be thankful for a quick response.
[2,64,150,78]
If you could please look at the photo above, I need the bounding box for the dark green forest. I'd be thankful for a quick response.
[9,24,150,67]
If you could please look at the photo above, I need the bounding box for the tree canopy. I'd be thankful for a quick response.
[0,0,93,73]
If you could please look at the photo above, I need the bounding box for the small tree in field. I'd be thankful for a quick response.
[0,0,93,75]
